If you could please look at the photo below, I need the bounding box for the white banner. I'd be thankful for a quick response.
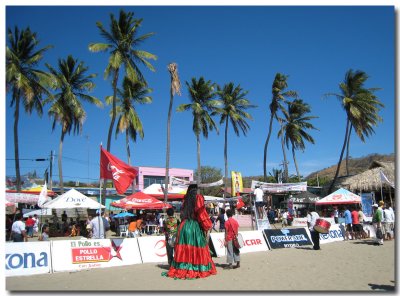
[292,218,308,227]
[137,236,168,263]
[318,224,345,244]
[51,238,142,272]
[209,231,269,257]
[251,180,307,192]
[5,242,52,277]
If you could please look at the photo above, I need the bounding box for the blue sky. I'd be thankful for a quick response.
[4,5,396,184]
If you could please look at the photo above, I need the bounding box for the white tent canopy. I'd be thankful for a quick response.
[43,188,105,209]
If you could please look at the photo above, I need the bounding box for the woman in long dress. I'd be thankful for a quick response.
[162,184,217,279]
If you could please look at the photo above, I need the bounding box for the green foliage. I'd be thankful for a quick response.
[195,166,223,196]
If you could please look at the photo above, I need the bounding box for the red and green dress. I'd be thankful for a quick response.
[162,194,217,279]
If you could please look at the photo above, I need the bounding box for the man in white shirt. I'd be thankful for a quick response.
[281,209,288,227]
[253,185,264,219]
[90,210,110,239]
[383,205,394,240]
[307,208,320,250]
[11,214,28,242]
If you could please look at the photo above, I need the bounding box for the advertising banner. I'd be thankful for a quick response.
[51,238,142,272]
[137,236,168,263]
[5,242,51,277]
[231,171,243,196]
[292,218,308,227]
[209,231,269,257]
[251,180,307,193]
[318,224,345,244]
[361,192,374,217]
[263,228,312,249]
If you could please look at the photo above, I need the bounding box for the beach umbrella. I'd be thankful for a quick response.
[111,191,172,210]
[113,212,136,219]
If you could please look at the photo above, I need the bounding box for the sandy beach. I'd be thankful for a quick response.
[5,234,395,292]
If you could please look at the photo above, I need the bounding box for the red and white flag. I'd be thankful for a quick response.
[100,147,138,194]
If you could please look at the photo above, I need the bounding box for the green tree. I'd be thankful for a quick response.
[214,82,255,197]
[89,10,156,201]
[106,77,152,165]
[46,55,102,193]
[89,9,156,153]
[164,63,182,203]
[6,26,53,191]
[278,99,318,181]
[325,69,383,193]
[263,73,298,182]
[177,77,219,187]
[195,166,223,196]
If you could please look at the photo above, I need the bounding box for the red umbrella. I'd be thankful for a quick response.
[111,192,172,210]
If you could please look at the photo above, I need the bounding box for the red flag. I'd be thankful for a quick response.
[236,197,245,210]
[100,147,138,194]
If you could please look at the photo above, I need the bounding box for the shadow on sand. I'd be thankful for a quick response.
[368,281,395,291]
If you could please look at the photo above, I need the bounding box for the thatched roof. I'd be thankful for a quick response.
[339,161,395,191]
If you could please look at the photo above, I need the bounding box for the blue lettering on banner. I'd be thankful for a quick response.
[320,229,344,240]
[5,252,48,270]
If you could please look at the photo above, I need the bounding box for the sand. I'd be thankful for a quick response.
[5,234,395,292]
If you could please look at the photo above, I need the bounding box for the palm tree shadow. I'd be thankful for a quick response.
[295,246,315,251]
[157,264,170,271]
[368,283,395,291]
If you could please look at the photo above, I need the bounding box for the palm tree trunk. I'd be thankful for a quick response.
[13,92,21,192]
[224,119,229,197]
[328,118,350,193]
[196,134,201,186]
[59,130,65,194]
[292,145,301,182]
[281,124,289,182]
[164,83,174,203]
[263,114,274,181]
[103,69,119,204]
[126,130,136,192]
[345,124,353,176]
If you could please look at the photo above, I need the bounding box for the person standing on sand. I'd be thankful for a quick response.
[11,214,28,242]
[162,184,216,279]
[372,202,384,245]
[343,206,353,240]
[253,185,264,219]
[216,208,226,232]
[307,208,320,250]
[164,207,180,267]
[224,209,240,270]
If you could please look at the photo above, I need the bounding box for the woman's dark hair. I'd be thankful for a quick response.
[180,184,198,220]
[166,208,174,217]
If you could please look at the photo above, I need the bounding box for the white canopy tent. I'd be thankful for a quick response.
[43,188,105,209]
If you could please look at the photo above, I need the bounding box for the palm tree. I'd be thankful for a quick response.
[263,73,298,181]
[278,99,318,181]
[106,77,153,166]
[89,10,156,154]
[89,10,156,201]
[46,55,102,193]
[326,69,383,193]
[214,82,255,197]
[177,77,219,187]
[164,63,182,203]
[6,26,53,192]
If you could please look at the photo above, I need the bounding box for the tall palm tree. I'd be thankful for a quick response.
[263,73,298,181]
[89,10,156,201]
[6,26,53,192]
[177,77,219,187]
[278,99,318,181]
[214,82,255,197]
[164,63,182,202]
[89,10,156,154]
[106,77,152,166]
[46,55,102,193]
[326,69,383,193]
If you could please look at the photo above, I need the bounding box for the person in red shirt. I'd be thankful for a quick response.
[224,209,240,270]
[25,215,35,238]
[351,206,361,240]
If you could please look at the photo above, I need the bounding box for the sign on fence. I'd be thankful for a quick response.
[263,228,312,249]
[137,236,168,263]
[5,242,51,277]
[51,238,142,272]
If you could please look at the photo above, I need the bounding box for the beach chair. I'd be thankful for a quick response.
[119,225,129,237]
